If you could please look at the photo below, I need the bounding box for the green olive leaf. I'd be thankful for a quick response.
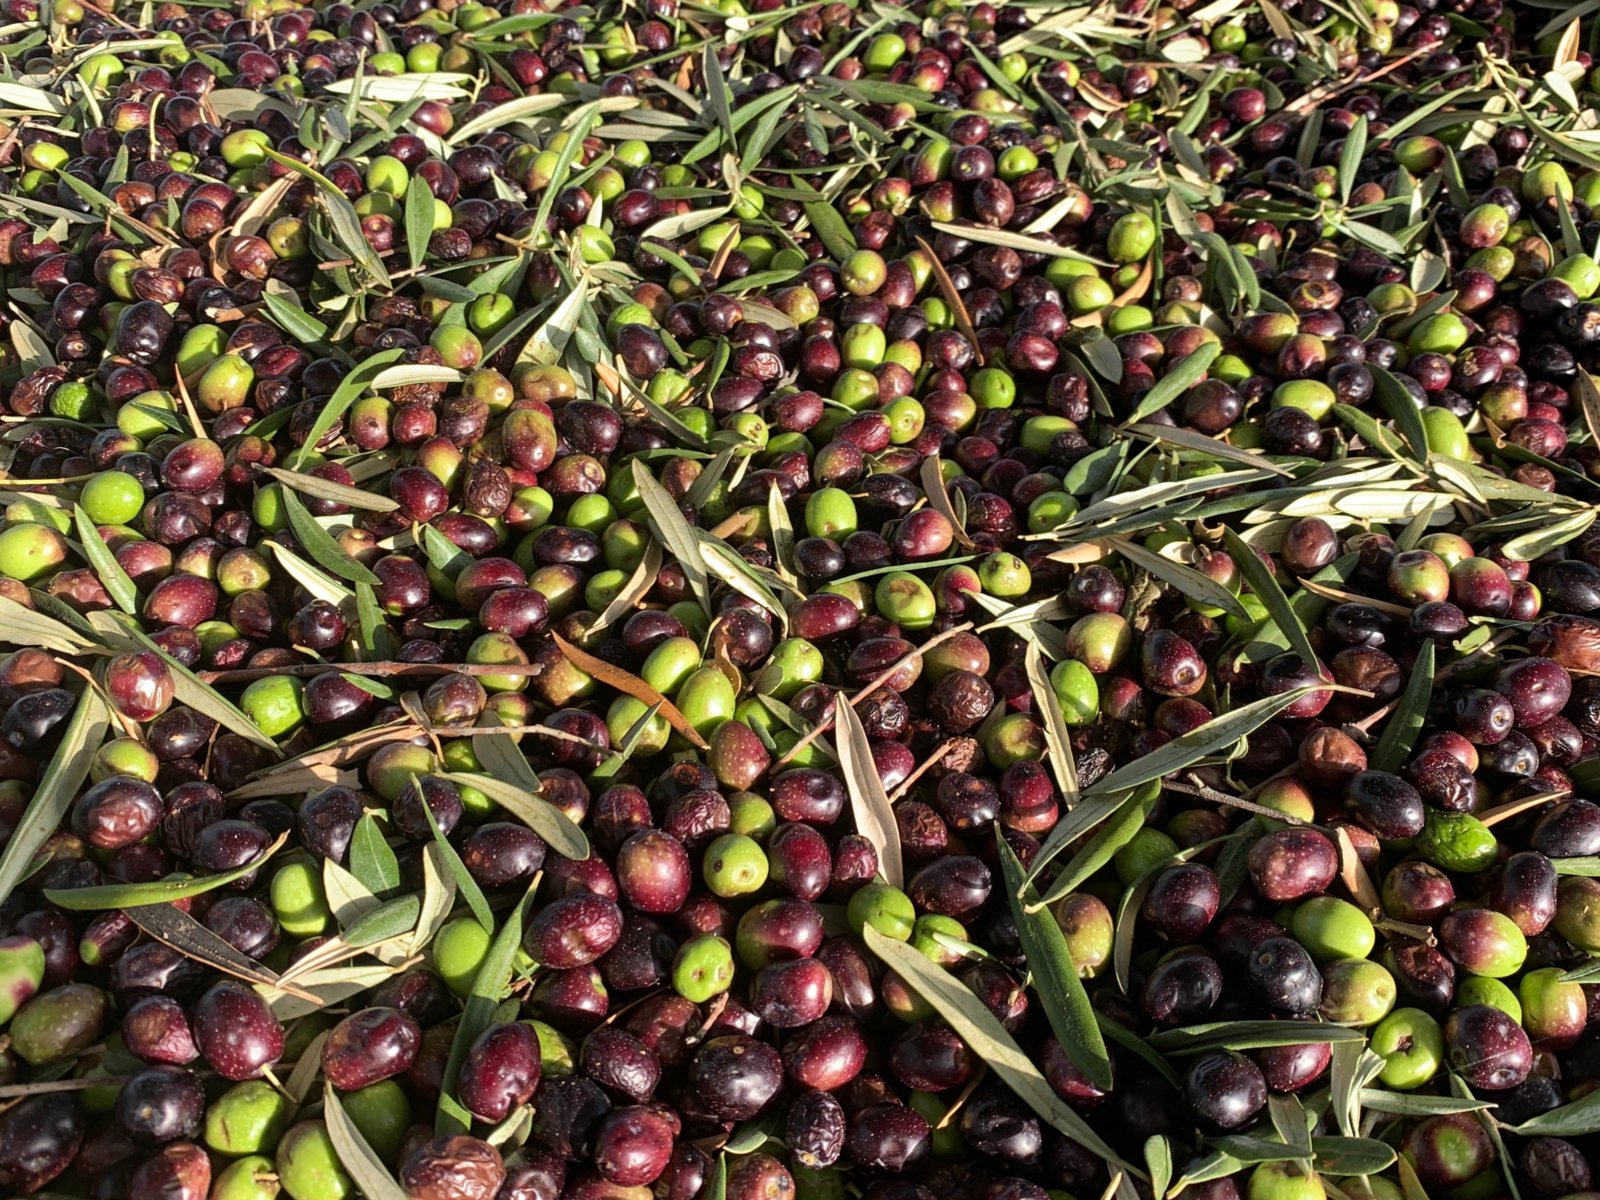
[1146,1020,1366,1055]
[325,1082,409,1200]
[862,926,1141,1178]
[997,833,1111,1090]
[281,489,380,587]
[1508,1089,1600,1136]
[1123,340,1220,426]
[438,878,540,1136]
[835,695,903,890]
[1033,781,1160,909]
[443,772,589,861]
[47,831,289,910]
[0,688,108,906]
[1083,687,1325,799]
[1222,526,1320,670]
[632,458,713,616]
[349,813,401,897]
[1371,638,1434,773]
[73,505,139,615]
[1106,536,1248,618]
[291,348,406,471]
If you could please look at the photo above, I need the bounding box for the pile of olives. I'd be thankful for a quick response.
[4,0,1600,1199]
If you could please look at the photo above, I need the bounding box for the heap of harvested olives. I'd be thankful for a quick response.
[6,1,1600,1198]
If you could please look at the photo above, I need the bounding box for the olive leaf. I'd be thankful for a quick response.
[416,785,493,934]
[584,541,664,637]
[1106,536,1248,619]
[915,237,982,367]
[126,902,293,994]
[835,695,903,889]
[1371,366,1430,463]
[405,174,434,273]
[1033,781,1160,908]
[47,831,289,910]
[1084,687,1323,798]
[1147,1021,1366,1054]
[1371,638,1434,772]
[862,926,1140,1177]
[443,772,589,861]
[1123,340,1221,426]
[1222,526,1320,670]
[72,504,139,615]
[0,595,95,655]
[633,459,712,616]
[0,688,107,906]
[795,179,857,260]
[438,879,540,1136]
[261,288,328,345]
[325,1082,409,1200]
[552,631,708,750]
[349,814,400,897]
[341,895,423,948]
[1359,1090,1494,1117]
[921,455,977,549]
[281,489,380,587]
[998,834,1111,1090]
[292,349,406,470]
[93,613,281,753]
[1508,1089,1600,1136]
[265,467,397,513]
[1023,642,1079,808]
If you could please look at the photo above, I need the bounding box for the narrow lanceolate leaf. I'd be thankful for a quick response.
[73,504,138,614]
[585,542,663,636]
[419,780,493,933]
[126,902,289,992]
[921,456,976,548]
[444,773,589,861]
[1024,643,1079,808]
[1222,527,1319,671]
[0,595,95,655]
[1371,639,1434,773]
[0,689,107,905]
[1024,785,1147,888]
[633,459,712,616]
[439,879,539,1136]
[281,489,380,587]
[265,467,398,513]
[405,175,434,273]
[552,632,708,750]
[117,620,279,753]
[915,237,983,366]
[998,835,1111,1090]
[1338,115,1368,205]
[1105,536,1248,619]
[1034,781,1161,908]
[797,180,857,261]
[1509,1090,1600,1136]
[1577,369,1600,450]
[1123,340,1221,425]
[1084,687,1325,798]
[292,349,406,470]
[325,1082,409,1200]
[862,926,1139,1176]
[1147,1021,1366,1054]
[349,814,401,896]
[1314,1137,1397,1176]
[1371,366,1430,463]
[835,696,903,889]
[47,832,289,911]
[471,727,542,790]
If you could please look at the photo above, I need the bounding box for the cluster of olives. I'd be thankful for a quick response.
[5,0,1600,1199]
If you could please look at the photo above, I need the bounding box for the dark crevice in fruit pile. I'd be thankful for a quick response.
[7,1,1600,1199]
